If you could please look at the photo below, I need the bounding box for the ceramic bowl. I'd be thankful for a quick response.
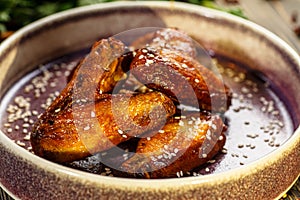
[0,2,299,199]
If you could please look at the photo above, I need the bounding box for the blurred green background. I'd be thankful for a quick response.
[0,0,245,40]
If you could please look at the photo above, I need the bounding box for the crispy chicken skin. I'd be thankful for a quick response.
[120,113,226,178]
[31,92,176,163]
[130,48,231,112]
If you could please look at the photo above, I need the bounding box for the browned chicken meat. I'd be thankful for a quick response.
[120,113,226,178]
[31,28,231,178]
[31,91,176,163]
[130,48,231,112]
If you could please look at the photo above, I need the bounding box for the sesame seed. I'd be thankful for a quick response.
[23,123,30,128]
[232,93,239,98]
[4,123,11,127]
[252,87,259,93]
[261,107,267,112]
[146,59,154,64]
[24,134,31,141]
[180,170,183,177]
[148,54,155,58]
[101,152,107,156]
[182,63,188,68]
[174,148,179,154]
[64,71,70,77]
[241,87,249,94]
[207,160,216,164]
[211,124,217,130]
[247,93,253,98]
[231,153,239,157]
[179,120,184,126]
[221,148,228,154]
[32,110,39,116]
[233,108,240,112]
[16,141,26,147]
[50,82,56,88]
[246,133,258,139]
[268,141,275,147]
[233,77,241,83]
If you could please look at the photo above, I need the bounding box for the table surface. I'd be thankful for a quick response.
[0,0,299,199]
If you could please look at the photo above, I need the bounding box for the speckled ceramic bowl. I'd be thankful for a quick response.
[0,2,299,200]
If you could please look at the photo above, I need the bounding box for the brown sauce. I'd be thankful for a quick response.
[0,49,295,178]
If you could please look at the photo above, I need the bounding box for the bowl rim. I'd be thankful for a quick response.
[0,0,299,191]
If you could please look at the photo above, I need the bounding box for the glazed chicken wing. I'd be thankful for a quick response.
[31,92,176,163]
[120,113,226,178]
[130,48,231,112]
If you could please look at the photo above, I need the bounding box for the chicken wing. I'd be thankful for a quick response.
[31,91,176,163]
[130,48,231,112]
[120,113,226,178]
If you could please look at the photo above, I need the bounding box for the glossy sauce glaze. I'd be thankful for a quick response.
[0,49,295,178]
